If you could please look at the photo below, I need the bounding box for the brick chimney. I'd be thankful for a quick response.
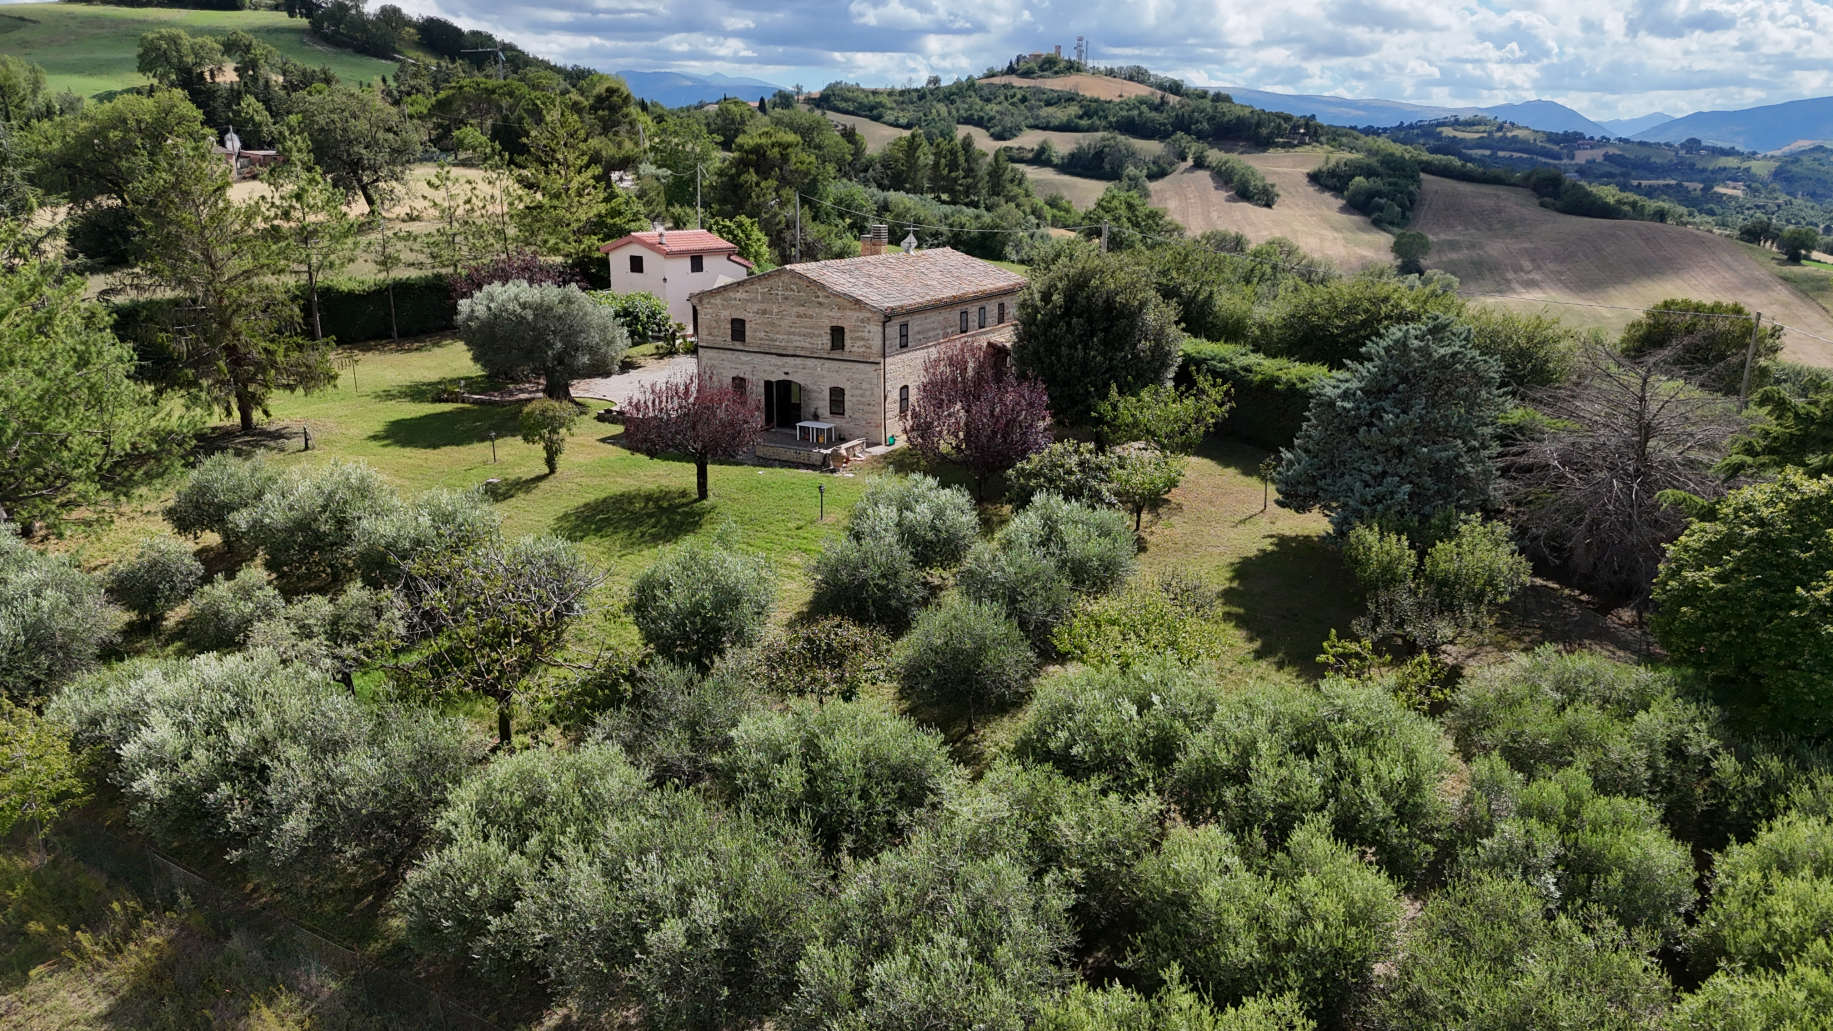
[859,223,890,256]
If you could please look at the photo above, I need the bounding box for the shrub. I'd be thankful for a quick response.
[628,533,774,671]
[810,523,926,628]
[1007,441,1121,508]
[1169,679,1454,884]
[105,537,205,626]
[960,493,1136,646]
[398,742,650,981]
[1621,298,1781,395]
[1178,343,1330,451]
[1129,821,1402,1024]
[164,453,280,556]
[0,532,118,703]
[1463,306,1579,391]
[599,290,672,344]
[1692,811,1833,977]
[229,461,401,595]
[947,760,1163,936]
[49,649,479,874]
[1013,249,1185,424]
[1651,471,1833,733]
[1050,584,1218,670]
[592,659,757,785]
[1454,760,1695,943]
[1013,657,1221,794]
[848,474,980,569]
[351,486,501,590]
[893,596,1036,728]
[1343,517,1530,653]
[1672,949,1833,1030]
[1373,873,1673,1030]
[315,274,456,342]
[1254,273,1465,367]
[183,568,286,652]
[785,825,1074,1031]
[244,584,403,680]
[755,616,890,703]
[718,699,957,857]
[1445,647,1795,850]
[1037,975,1314,1031]
[518,398,580,475]
[527,787,830,1030]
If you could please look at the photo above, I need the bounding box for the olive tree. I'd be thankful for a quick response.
[1,531,118,703]
[628,531,774,671]
[457,281,629,401]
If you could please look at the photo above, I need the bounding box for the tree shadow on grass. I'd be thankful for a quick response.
[368,405,520,450]
[552,485,710,552]
[1218,531,1358,678]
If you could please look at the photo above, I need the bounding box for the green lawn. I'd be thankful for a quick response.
[0,3,399,98]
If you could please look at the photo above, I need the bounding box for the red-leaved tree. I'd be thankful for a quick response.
[620,376,763,501]
[905,343,1054,500]
[449,250,583,302]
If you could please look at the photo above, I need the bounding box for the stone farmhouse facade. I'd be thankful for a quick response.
[600,228,754,327]
[689,246,1026,446]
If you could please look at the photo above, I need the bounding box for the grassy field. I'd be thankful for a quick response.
[0,3,398,98]
[979,73,1175,102]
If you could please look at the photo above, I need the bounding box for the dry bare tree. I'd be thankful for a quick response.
[1501,343,1744,610]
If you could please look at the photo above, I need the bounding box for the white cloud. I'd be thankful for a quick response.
[383,0,1833,119]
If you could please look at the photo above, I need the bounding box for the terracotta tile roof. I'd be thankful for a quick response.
[599,229,745,261]
[731,247,1025,315]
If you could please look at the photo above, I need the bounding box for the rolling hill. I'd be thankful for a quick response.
[1600,112,1676,136]
[0,3,399,98]
[1147,150,1833,364]
[617,70,784,107]
[1209,86,1610,135]
[1635,95,1833,153]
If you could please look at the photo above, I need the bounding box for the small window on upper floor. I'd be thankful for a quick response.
[998,302,1006,323]
[898,322,909,349]
[830,326,846,351]
[959,310,969,334]
[829,387,846,416]
[899,385,910,414]
[730,317,747,342]
[731,376,747,395]
[629,254,644,274]
[978,305,987,329]
[690,255,704,273]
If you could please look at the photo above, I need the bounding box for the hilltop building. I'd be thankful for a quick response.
[690,229,1025,447]
[600,226,753,327]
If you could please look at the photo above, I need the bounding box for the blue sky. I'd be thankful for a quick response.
[398,0,1833,119]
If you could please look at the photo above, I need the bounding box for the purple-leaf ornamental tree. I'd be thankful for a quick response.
[905,343,1053,500]
[621,376,763,501]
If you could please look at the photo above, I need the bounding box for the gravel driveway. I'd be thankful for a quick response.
[571,355,697,406]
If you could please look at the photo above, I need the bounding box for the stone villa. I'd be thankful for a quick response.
[690,235,1026,447]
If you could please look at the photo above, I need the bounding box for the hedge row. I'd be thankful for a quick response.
[110,274,459,368]
[1180,341,1331,450]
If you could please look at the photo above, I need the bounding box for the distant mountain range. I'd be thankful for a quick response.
[1600,112,1676,136]
[1212,86,1612,136]
[617,70,785,107]
[1632,96,1833,153]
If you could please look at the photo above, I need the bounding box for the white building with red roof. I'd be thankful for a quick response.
[598,226,753,328]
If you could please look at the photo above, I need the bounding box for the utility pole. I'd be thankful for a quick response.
[695,164,702,229]
[1739,311,1764,402]
[794,192,802,263]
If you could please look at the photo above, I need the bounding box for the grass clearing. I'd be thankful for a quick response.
[0,3,398,99]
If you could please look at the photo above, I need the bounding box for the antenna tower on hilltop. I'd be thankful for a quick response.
[1075,36,1087,64]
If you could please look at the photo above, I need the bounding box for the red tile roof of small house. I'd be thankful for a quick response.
[599,230,753,267]
[690,247,1024,315]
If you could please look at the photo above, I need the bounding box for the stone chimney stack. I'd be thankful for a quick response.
[859,223,890,256]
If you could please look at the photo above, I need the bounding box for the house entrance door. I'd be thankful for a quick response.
[765,380,802,426]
